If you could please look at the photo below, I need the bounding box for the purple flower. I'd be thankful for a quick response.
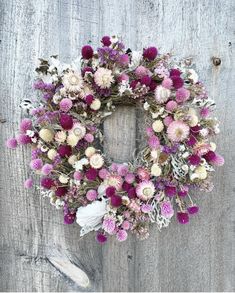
[177,212,189,224]
[188,154,201,166]
[101,36,111,46]
[187,205,199,215]
[96,232,107,244]
[143,47,158,60]
[30,159,43,170]
[81,45,93,59]
[165,185,177,197]
[64,212,76,224]
[6,138,18,149]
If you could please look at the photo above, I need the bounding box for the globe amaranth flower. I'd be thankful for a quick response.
[94,67,114,89]
[136,181,155,201]
[62,70,83,92]
[60,114,73,130]
[96,232,107,244]
[177,211,189,224]
[19,118,32,133]
[143,46,158,60]
[85,168,98,181]
[160,201,174,218]
[86,189,98,201]
[135,66,149,78]
[102,216,116,234]
[64,212,76,224]
[111,195,122,207]
[55,186,68,197]
[81,45,93,59]
[24,178,33,189]
[41,163,53,175]
[6,138,18,149]
[187,205,199,214]
[30,158,43,170]
[176,87,190,103]
[101,36,111,46]
[116,229,128,242]
[167,121,190,142]
[59,98,73,112]
[171,75,184,89]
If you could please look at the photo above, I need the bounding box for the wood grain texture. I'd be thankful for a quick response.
[0,0,234,291]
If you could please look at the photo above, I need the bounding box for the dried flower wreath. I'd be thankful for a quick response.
[6,36,224,243]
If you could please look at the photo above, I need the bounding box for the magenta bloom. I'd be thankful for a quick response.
[85,168,98,181]
[209,153,224,166]
[187,135,197,146]
[119,54,129,66]
[96,232,107,244]
[149,80,157,91]
[24,178,33,189]
[85,94,94,105]
[30,158,43,170]
[58,145,72,157]
[130,80,138,90]
[170,69,181,76]
[177,212,189,224]
[188,154,201,166]
[178,186,189,197]
[59,114,73,130]
[64,212,75,224]
[105,186,116,197]
[59,98,73,112]
[165,186,177,197]
[101,36,111,46]
[122,181,132,192]
[19,118,32,133]
[128,187,137,199]
[171,76,184,89]
[16,134,31,145]
[203,151,216,162]
[141,75,152,86]
[187,205,199,215]
[111,195,122,207]
[6,138,18,149]
[41,177,54,189]
[81,45,93,59]
[143,46,158,60]
[116,229,128,242]
[125,173,135,184]
[55,186,68,197]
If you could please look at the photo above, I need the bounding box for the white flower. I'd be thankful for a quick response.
[144,101,150,111]
[68,155,78,165]
[94,68,114,89]
[89,154,104,169]
[76,199,107,233]
[53,93,61,104]
[118,80,132,96]
[129,51,142,70]
[59,174,69,184]
[70,122,86,140]
[85,147,96,158]
[152,120,164,132]
[200,128,209,137]
[47,149,58,160]
[55,131,66,143]
[188,69,199,83]
[151,164,162,176]
[67,134,79,147]
[155,85,171,104]
[26,130,35,137]
[111,36,119,43]
[62,70,83,92]
[90,99,101,110]
[73,158,89,171]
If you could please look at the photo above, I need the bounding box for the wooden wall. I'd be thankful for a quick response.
[0,0,234,291]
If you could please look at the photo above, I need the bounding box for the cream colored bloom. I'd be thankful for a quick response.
[68,155,78,165]
[152,120,164,132]
[188,108,199,127]
[85,147,96,158]
[67,134,79,147]
[62,70,83,92]
[194,166,207,179]
[39,129,54,142]
[70,122,86,140]
[59,174,69,184]
[210,142,217,151]
[90,99,101,110]
[55,131,66,143]
[89,154,104,169]
[155,85,171,104]
[151,150,159,160]
[47,149,57,160]
[94,68,114,89]
[151,164,162,176]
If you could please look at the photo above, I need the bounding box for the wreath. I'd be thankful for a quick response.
[6,35,224,243]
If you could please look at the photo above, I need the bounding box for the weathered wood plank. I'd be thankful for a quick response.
[0,0,234,291]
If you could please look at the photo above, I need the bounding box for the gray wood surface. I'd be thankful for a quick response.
[0,0,234,291]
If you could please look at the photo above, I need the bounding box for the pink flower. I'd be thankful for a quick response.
[146,127,154,137]
[135,66,149,78]
[73,171,83,180]
[176,87,190,103]
[125,173,135,184]
[160,201,174,218]
[86,189,98,201]
[141,204,153,213]
[162,78,173,89]
[98,168,109,179]
[116,229,128,242]
[16,134,31,145]
[118,73,129,83]
[148,135,160,149]
[84,133,94,143]
[117,164,129,176]
[24,178,33,189]
[122,220,130,230]
[59,98,73,112]
[30,159,43,170]
[19,118,32,133]
[163,116,174,126]
[102,217,116,234]
[200,107,210,118]
[6,138,17,149]
[41,164,53,175]
[119,54,129,66]
[137,167,150,181]
[166,100,177,112]
[167,121,190,142]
